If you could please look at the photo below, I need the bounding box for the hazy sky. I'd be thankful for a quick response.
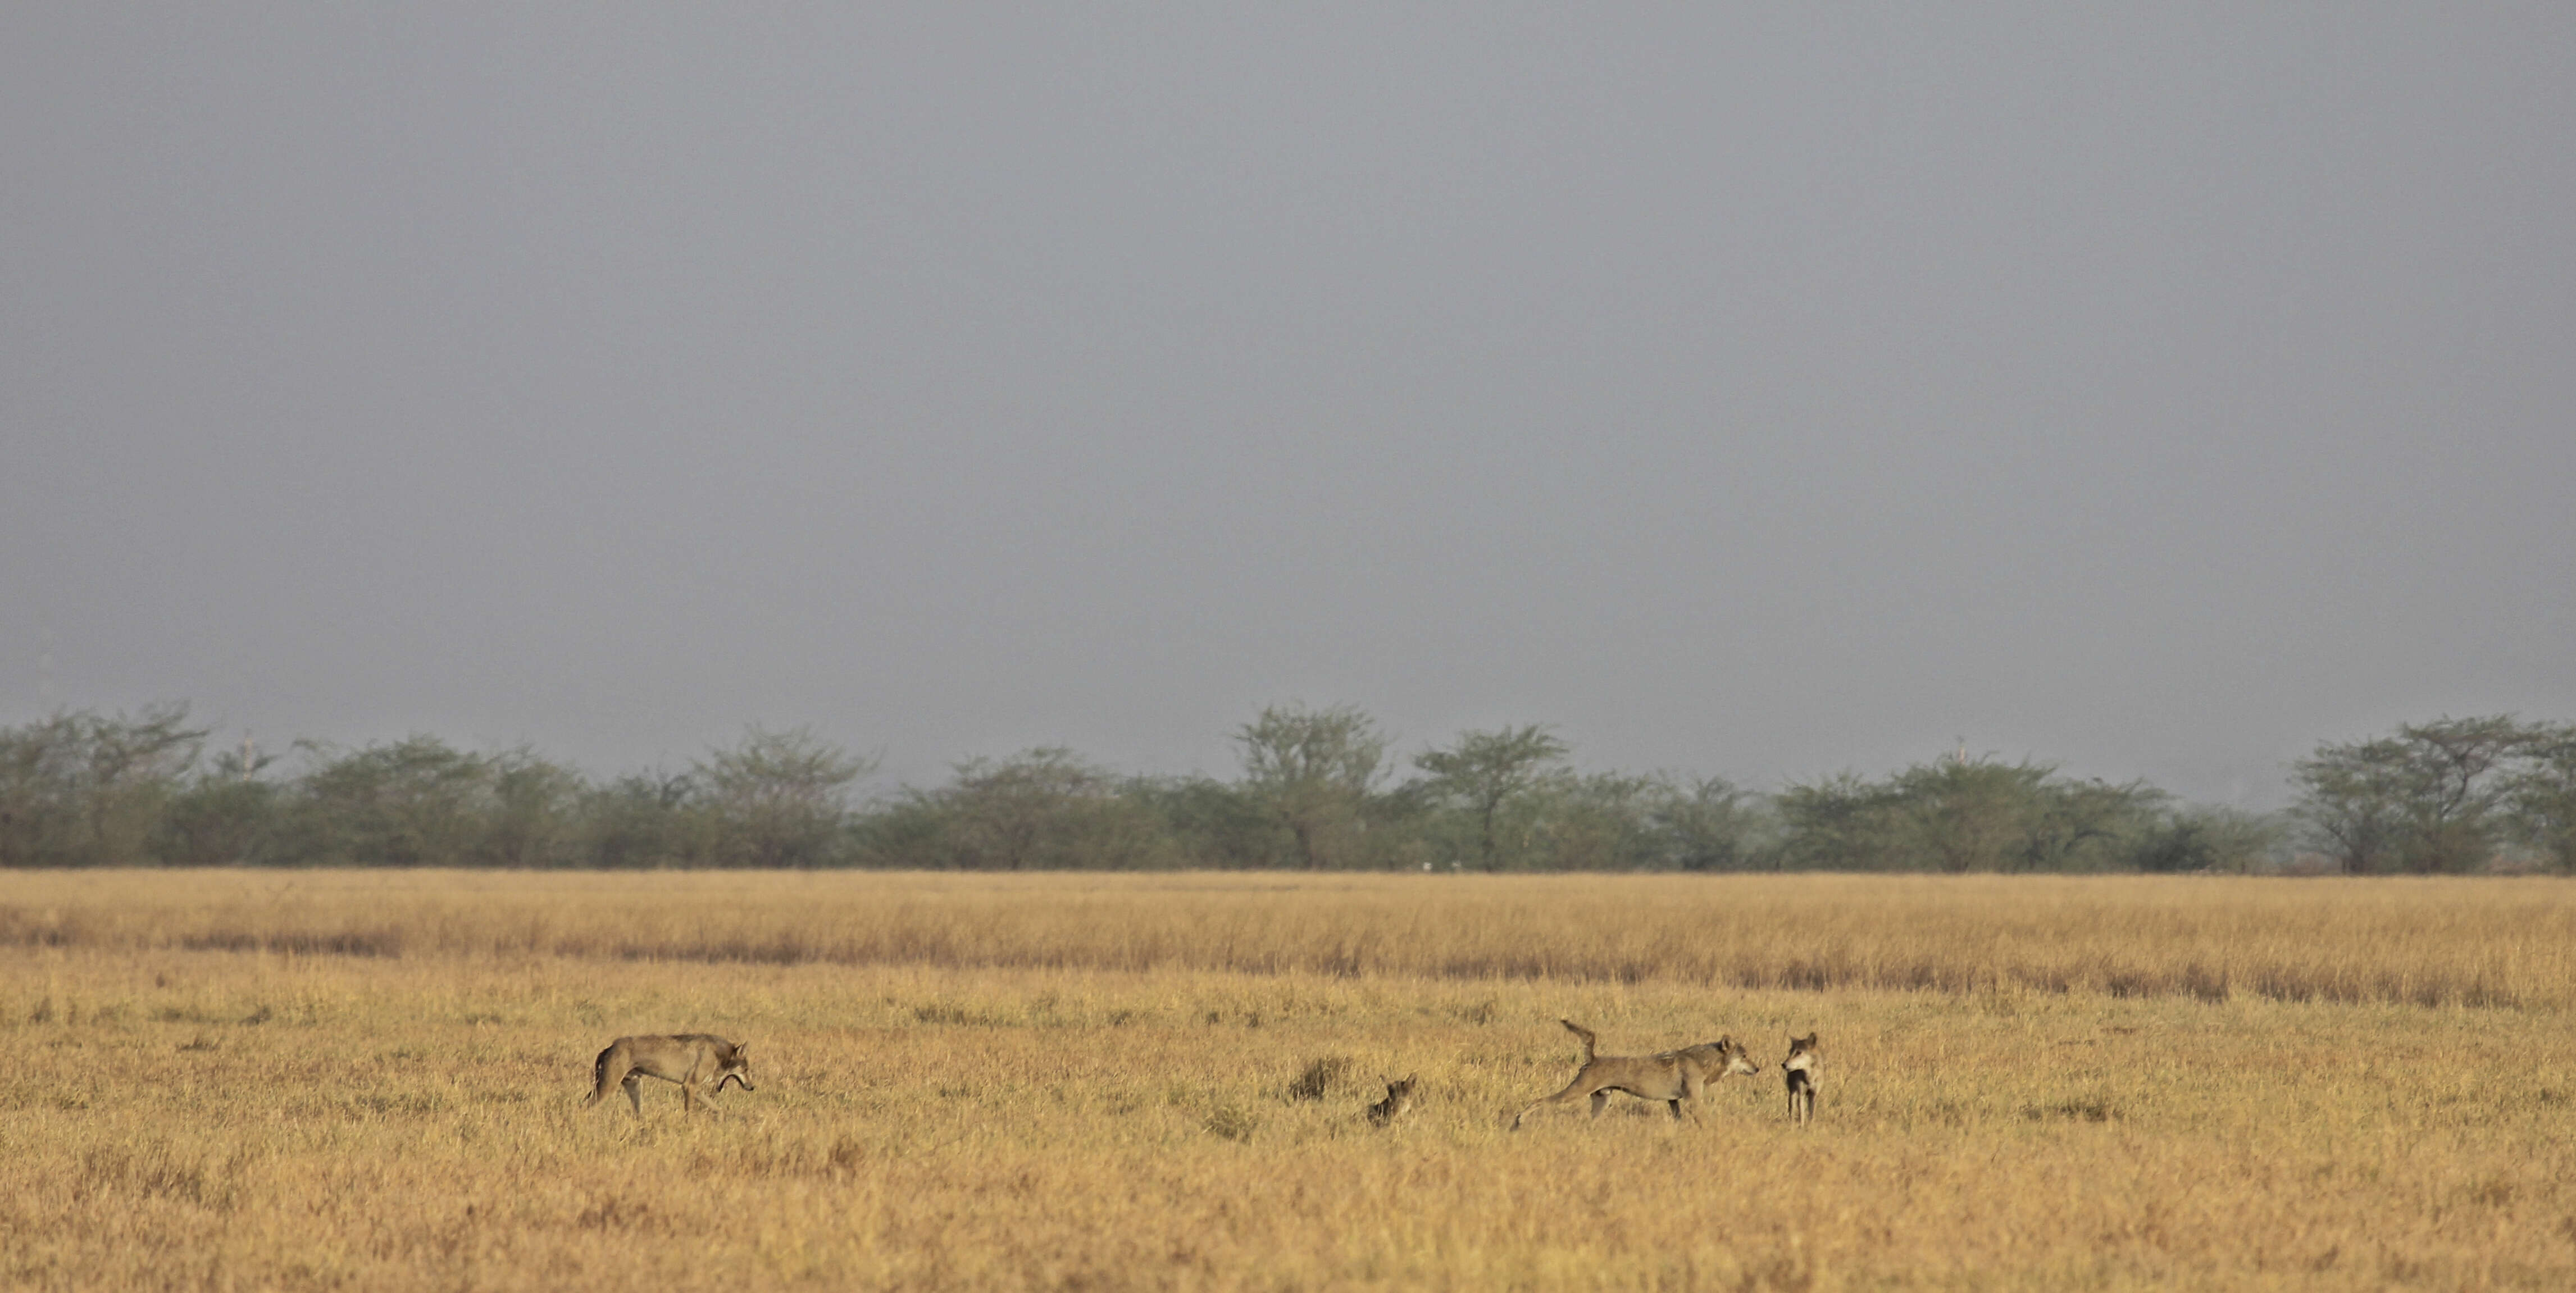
[6,4,2571,805]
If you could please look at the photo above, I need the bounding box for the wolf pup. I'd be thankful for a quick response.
[1366,1075,1419,1127]
[1512,1019,1760,1130]
[1782,1033,1819,1124]
[580,1034,754,1118]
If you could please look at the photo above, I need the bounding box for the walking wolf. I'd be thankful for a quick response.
[580,1034,755,1118]
[1511,1019,1759,1130]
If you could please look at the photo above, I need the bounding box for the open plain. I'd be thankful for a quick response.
[3,870,2572,1291]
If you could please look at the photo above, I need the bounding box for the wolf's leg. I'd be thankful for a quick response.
[1589,1090,1610,1118]
[622,1073,644,1118]
[1672,1078,1705,1123]
[686,1080,725,1116]
[1510,1077,1596,1130]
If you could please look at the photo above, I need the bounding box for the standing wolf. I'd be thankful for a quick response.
[1511,1019,1760,1130]
[580,1034,755,1118]
[1782,1033,1820,1124]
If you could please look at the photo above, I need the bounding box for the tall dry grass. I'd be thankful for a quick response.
[4,871,2573,1290]
[5,869,2573,1008]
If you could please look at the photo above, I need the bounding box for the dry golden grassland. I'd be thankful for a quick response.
[3,871,2573,1291]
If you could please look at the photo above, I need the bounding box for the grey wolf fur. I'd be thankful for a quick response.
[1366,1075,1419,1126]
[1783,1033,1819,1124]
[1512,1019,1760,1130]
[580,1034,754,1118]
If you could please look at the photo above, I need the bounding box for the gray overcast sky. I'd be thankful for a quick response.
[5,4,2572,805]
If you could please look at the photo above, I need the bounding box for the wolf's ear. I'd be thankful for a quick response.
[734,1042,750,1058]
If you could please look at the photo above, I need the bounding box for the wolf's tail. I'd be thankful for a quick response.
[1559,1019,1596,1064]
[579,1044,613,1107]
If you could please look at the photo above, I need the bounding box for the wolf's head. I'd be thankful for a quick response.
[713,1040,755,1094]
[1685,1036,1762,1076]
[1719,1036,1762,1076]
[1367,1073,1419,1125]
[1783,1033,1819,1073]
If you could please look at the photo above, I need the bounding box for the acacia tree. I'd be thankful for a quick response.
[2394,716,2536,872]
[898,748,1173,871]
[476,749,588,868]
[2291,717,2537,873]
[2505,724,2576,872]
[289,736,495,867]
[1885,759,2051,873]
[154,736,285,867]
[1646,775,1767,872]
[2129,805,2286,874]
[2023,775,2165,872]
[579,771,707,869]
[1235,704,1387,869]
[1121,775,1279,869]
[2289,737,2414,874]
[693,726,874,868]
[1771,773,1901,870]
[1521,771,1660,871]
[0,705,204,867]
[1772,757,2158,872]
[1413,725,1568,872]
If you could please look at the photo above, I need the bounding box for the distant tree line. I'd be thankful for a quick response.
[2,703,2568,873]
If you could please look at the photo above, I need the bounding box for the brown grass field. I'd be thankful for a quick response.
[3,870,2573,1291]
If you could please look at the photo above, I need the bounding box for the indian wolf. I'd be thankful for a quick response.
[1366,1075,1419,1127]
[1782,1033,1819,1124]
[1511,1019,1760,1130]
[580,1034,754,1118]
